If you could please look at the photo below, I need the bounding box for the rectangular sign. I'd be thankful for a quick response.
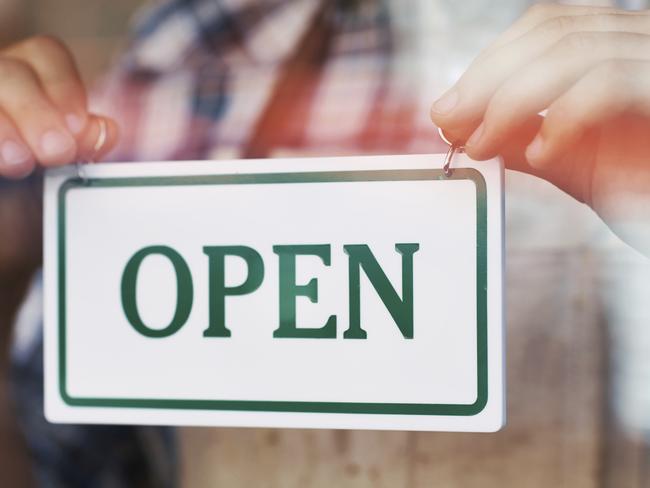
[44,154,505,431]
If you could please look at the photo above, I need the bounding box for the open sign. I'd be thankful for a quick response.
[44,154,505,431]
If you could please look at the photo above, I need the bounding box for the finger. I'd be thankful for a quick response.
[497,114,594,204]
[526,59,650,168]
[431,12,650,140]
[466,32,650,160]
[0,110,35,179]
[0,57,77,166]
[4,36,88,135]
[485,4,644,54]
[76,114,120,162]
[478,12,650,76]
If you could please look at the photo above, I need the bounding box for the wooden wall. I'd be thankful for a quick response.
[178,250,642,487]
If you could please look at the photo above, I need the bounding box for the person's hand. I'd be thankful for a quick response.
[431,4,650,256]
[0,36,119,179]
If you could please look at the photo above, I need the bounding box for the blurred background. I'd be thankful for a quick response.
[0,0,138,84]
[1,0,650,487]
[0,1,142,486]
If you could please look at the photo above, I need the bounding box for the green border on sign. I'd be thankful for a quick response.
[58,169,488,416]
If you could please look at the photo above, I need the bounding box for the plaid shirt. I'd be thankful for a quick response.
[94,0,444,163]
[12,1,447,486]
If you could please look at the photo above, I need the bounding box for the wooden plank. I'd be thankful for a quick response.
[411,250,605,487]
[599,252,650,488]
[602,424,647,488]
[180,428,410,487]
[180,250,607,487]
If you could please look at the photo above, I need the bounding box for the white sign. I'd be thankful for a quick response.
[44,154,505,432]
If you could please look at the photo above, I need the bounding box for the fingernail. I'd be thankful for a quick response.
[65,113,84,134]
[467,122,485,147]
[40,130,75,158]
[526,135,545,165]
[432,89,459,115]
[1,140,31,166]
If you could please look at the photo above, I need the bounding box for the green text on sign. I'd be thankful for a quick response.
[120,243,420,340]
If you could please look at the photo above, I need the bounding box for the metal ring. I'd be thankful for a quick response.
[438,127,466,150]
[76,161,87,183]
[76,118,108,183]
[443,145,457,178]
[438,127,465,177]
[438,127,454,147]
[91,118,108,162]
